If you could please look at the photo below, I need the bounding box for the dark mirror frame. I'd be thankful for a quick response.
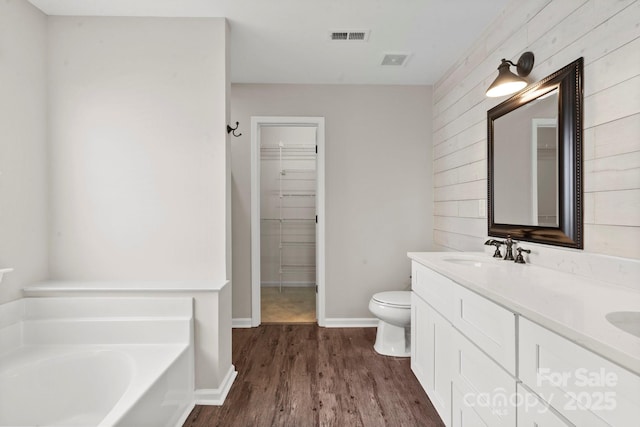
[487,57,583,249]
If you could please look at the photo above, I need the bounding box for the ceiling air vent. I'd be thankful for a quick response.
[381,53,410,66]
[329,30,370,42]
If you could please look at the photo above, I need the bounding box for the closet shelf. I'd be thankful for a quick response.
[281,193,315,198]
[279,177,316,182]
[261,156,316,161]
[261,218,315,222]
[261,144,315,150]
[281,168,315,174]
[281,265,316,273]
[281,241,315,246]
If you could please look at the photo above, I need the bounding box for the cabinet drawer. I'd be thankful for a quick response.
[451,329,516,427]
[452,284,516,375]
[516,384,572,427]
[519,317,640,426]
[412,262,454,320]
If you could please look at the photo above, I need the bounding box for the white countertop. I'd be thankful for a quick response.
[408,252,640,375]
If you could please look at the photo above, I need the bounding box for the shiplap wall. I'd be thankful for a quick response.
[432,0,640,259]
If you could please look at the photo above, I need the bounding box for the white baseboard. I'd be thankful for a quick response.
[235,317,377,328]
[261,281,315,288]
[323,317,378,328]
[194,365,237,405]
[232,318,253,328]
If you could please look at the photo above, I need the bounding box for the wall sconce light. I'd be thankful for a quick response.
[486,52,535,97]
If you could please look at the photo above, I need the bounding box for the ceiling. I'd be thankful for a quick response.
[28,0,509,85]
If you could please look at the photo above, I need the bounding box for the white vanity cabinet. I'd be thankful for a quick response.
[411,263,453,426]
[411,261,517,427]
[410,253,640,427]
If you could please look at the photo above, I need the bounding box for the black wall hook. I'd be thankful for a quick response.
[227,121,242,137]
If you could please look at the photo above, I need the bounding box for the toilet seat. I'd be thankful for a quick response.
[372,291,411,308]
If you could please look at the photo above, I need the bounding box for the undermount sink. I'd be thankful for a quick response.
[442,257,497,268]
[605,311,640,338]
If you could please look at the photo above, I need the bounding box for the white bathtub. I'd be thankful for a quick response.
[0,297,195,427]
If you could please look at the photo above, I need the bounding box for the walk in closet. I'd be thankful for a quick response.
[259,126,316,322]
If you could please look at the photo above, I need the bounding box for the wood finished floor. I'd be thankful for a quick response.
[183,325,444,427]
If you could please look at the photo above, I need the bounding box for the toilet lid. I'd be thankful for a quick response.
[372,291,411,307]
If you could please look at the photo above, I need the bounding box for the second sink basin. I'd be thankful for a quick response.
[442,257,497,268]
[606,311,640,338]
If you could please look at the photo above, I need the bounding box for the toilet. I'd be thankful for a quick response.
[368,291,411,357]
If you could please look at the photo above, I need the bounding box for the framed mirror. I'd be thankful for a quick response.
[488,57,583,249]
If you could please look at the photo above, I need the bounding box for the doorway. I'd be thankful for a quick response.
[531,118,558,227]
[250,117,325,326]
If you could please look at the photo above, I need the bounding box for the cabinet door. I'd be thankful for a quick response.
[411,292,430,392]
[431,304,452,425]
[411,293,452,426]
[516,384,572,427]
[451,328,516,427]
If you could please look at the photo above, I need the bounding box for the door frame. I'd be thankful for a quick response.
[250,116,325,327]
[530,118,558,226]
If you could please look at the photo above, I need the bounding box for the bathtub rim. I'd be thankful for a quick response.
[0,296,196,427]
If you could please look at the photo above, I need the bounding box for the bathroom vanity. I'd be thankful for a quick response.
[408,252,640,427]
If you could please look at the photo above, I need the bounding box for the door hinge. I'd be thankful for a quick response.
[315,215,318,223]
[315,285,318,293]
[315,145,318,154]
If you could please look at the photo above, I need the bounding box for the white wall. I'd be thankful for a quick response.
[231,84,433,319]
[47,17,230,282]
[433,0,640,260]
[0,0,49,304]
